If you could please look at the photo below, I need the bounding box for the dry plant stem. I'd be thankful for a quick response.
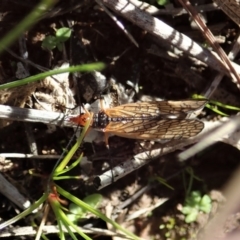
[105,204,116,238]
[24,123,38,155]
[178,115,240,162]
[115,166,182,213]
[178,0,240,89]
[95,146,184,190]
[18,37,39,155]
[100,0,240,77]
[0,104,76,128]
[94,120,223,190]
[0,226,134,238]
[113,170,182,214]
[95,0,139,47]
[125,197,168,221]
[213,0,240,26]
[131,0,219,16]
[0,36,36,212]
[6,48,49,72]
[204,34,240,98]
[0,153,61,159]
[0,173,31,210]
[35,204,50,240]
[116,185,153,211]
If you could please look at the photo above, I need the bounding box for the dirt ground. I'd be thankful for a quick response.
[1,0,240,239]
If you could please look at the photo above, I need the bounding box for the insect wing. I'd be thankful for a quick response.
[104,118,204,140]
[104,100,207,118]
[161,100,207,114]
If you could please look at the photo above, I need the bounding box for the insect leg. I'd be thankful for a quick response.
[100,97,105,110]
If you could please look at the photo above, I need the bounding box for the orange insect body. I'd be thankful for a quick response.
[70,100,206,141]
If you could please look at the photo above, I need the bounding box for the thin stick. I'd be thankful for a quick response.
[101,0,240,78]
[178,0,240,88]
[0,173,31,210]
[204,34,240,98]
[95,0,139,47]
[0,104,77,127]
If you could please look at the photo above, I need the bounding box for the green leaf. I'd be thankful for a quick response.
[42,35,57,50]
[58,185,141,240]
[57,42,63,51]
[83,194,102,209]
[68,203,85,222]
[191,191,202,204]
[156,0,169,6]
[199,195,212,213]
[185,191,201,207]
[181,191,212,223]
[181,206,193,215]
[166,218,175,229]
[0,0,55,54]
[67,194,102,223]
[56,27,71,42]
[185,208,199,223]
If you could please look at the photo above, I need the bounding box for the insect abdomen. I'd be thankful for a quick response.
[92,112,132,129]
[92,111,161,130]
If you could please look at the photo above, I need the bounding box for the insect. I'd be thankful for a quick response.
[70,100,206,144]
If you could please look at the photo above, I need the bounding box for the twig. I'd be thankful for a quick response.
[178,0,240,89]
[130,0,219,16]
[24,123,38,155]
[6,48,50,72]
[95,0,139,47]
[0,153,61,159]
[125,197,168,221]
[0,173,31,210]
[213,0,240,26]
[204,34,240,98]
[0,225,136,239]
[178,115,240,162]
[0,104,78,128]
[101,0,240,78]
[114,167,182,214]
[94,119,224,190]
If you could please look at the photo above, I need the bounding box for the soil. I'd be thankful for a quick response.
[1,0,240,239]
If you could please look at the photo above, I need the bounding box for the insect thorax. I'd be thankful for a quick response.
[92,111,129,129]
[92,112,109,129]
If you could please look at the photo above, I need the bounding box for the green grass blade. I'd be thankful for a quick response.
[57,185,141,240]
[0,0,56,54]
[0,63,105,90]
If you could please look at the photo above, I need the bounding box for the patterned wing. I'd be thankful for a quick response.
[103,118,204,140]
[104,100,207,118]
